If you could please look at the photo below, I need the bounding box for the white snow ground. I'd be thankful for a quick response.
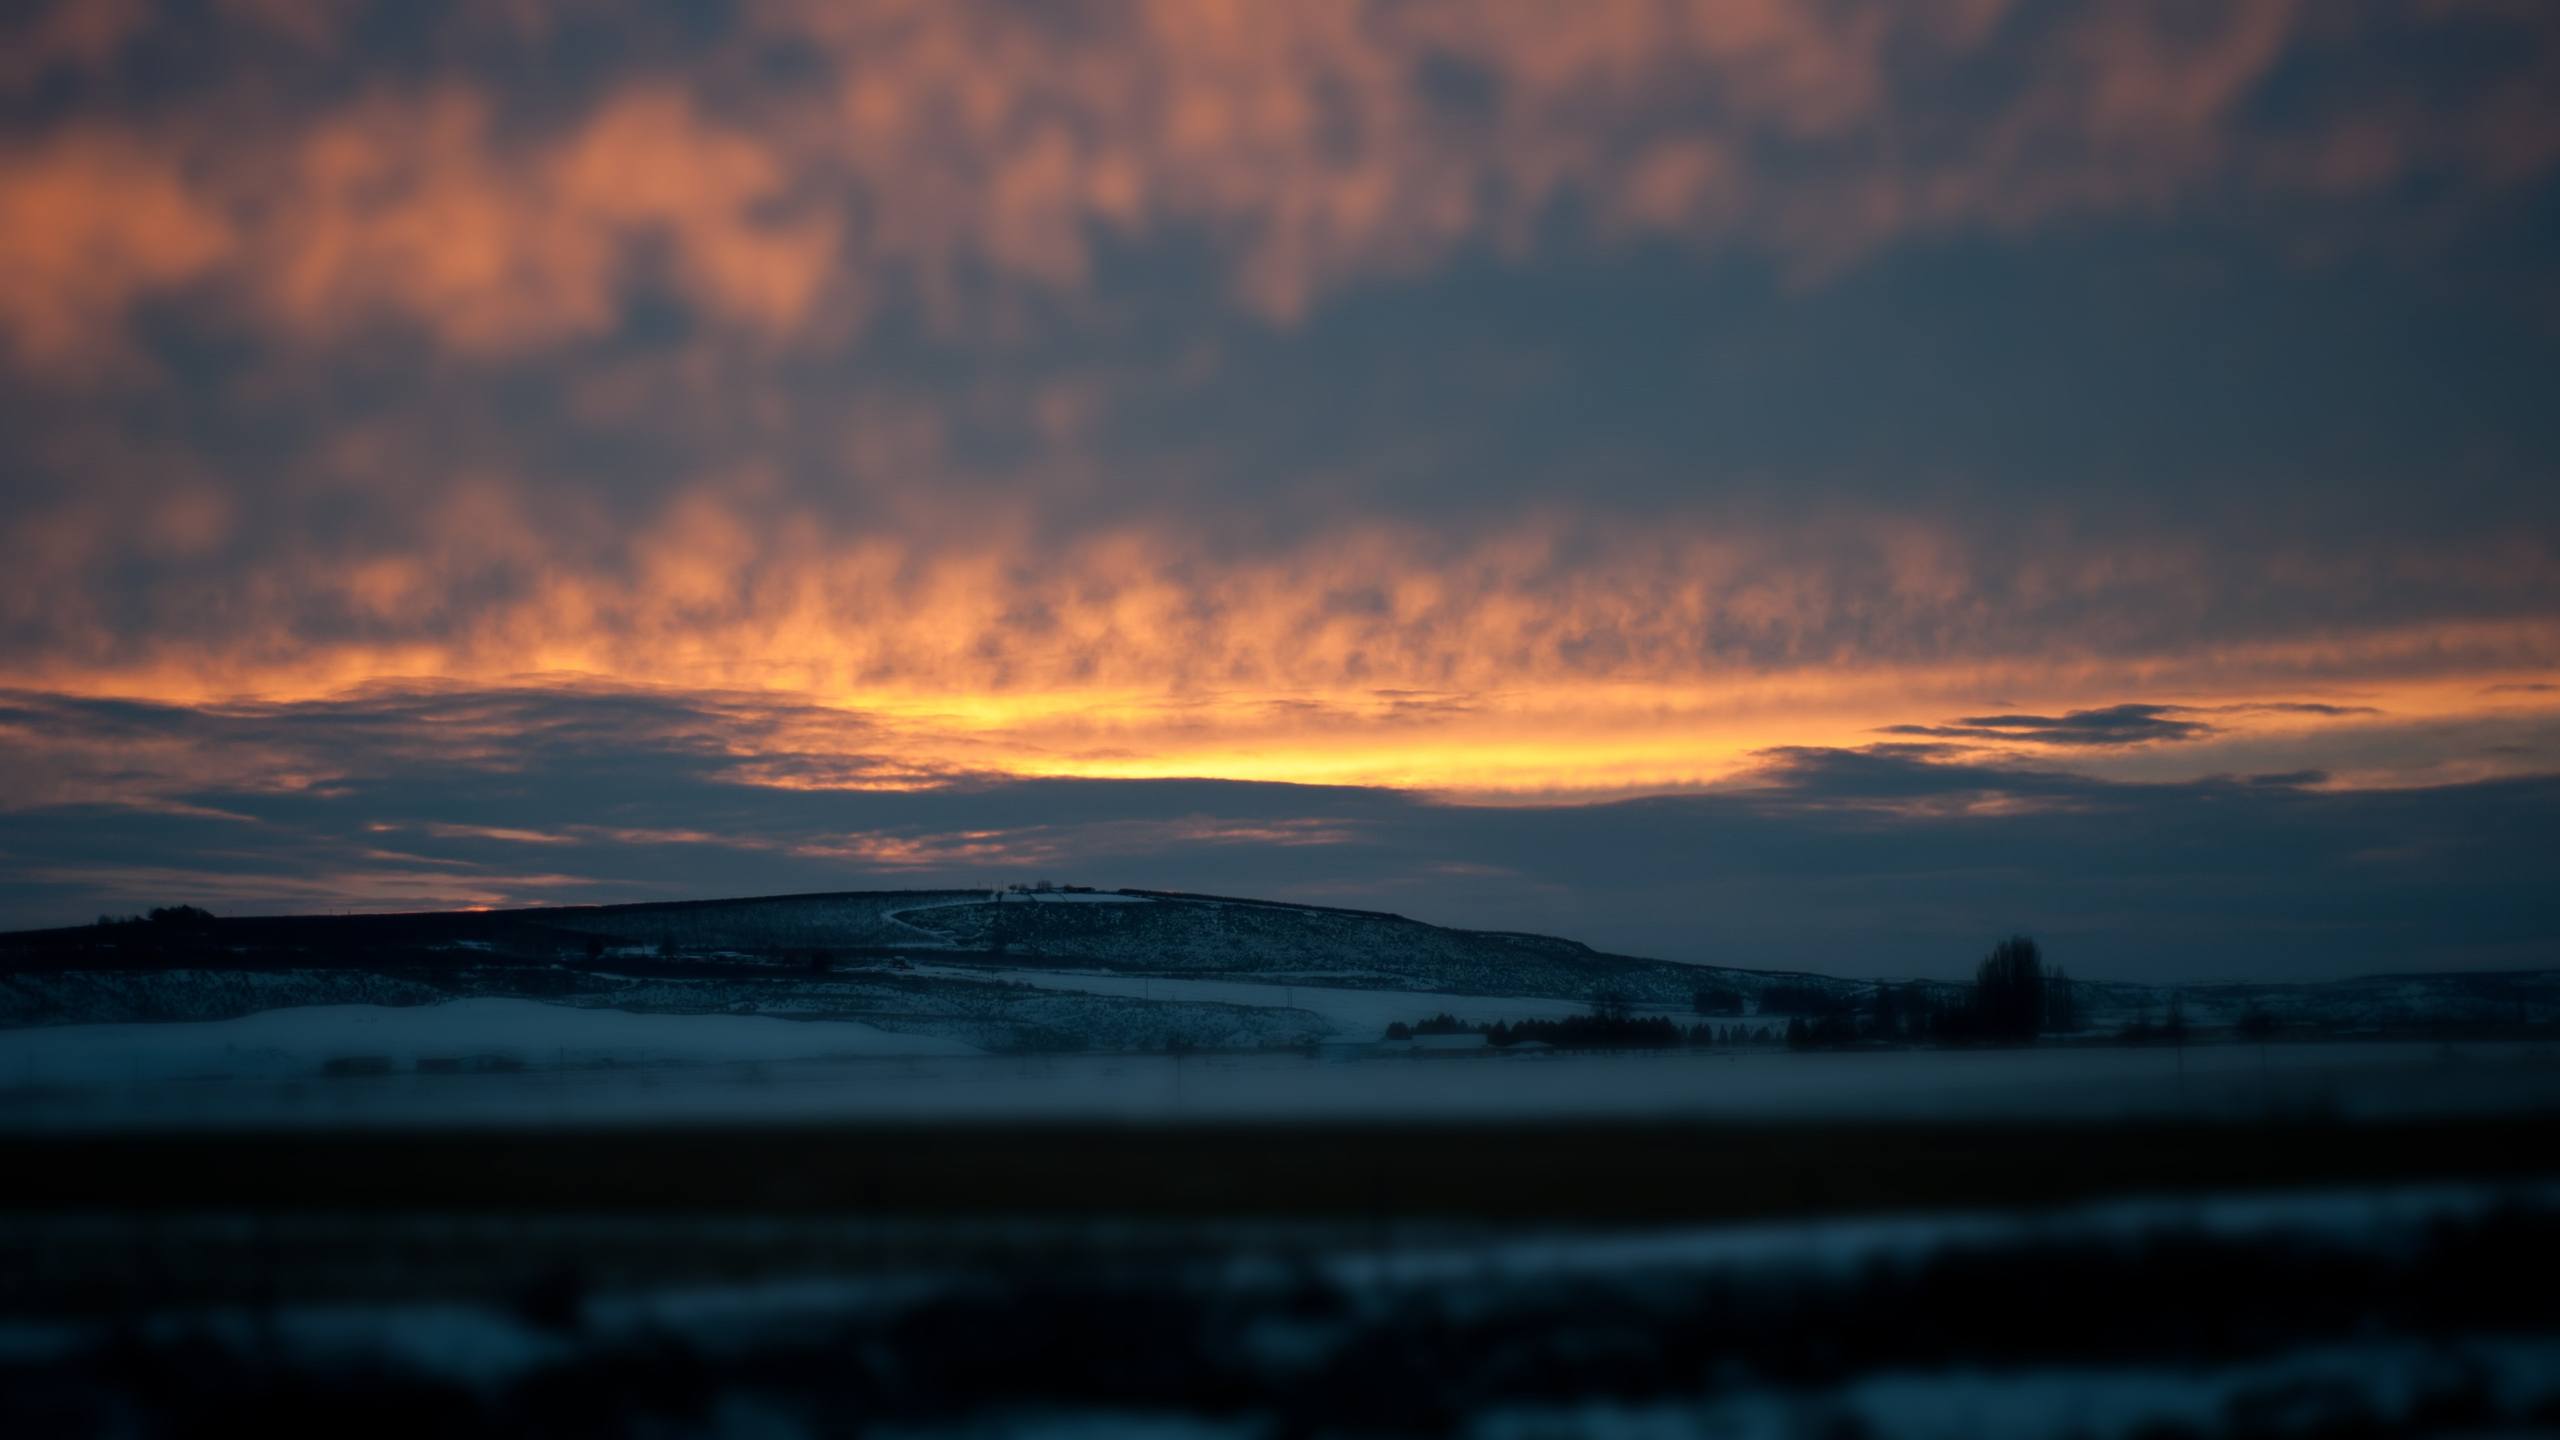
[1,1000,2554,1130]
[1463,1336,2560,1440]
[0,996,977,1094]
[2,1180,2553,1437]
[904,964,1673,1033]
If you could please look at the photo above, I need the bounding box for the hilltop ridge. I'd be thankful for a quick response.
[3,887,2550,1049]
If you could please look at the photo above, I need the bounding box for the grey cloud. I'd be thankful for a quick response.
[3,687,2551,985]
[1881,703,2216,747]
[2209,703,2383,717]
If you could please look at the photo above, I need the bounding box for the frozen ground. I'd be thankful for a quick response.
[0,997,976,1095]
[4,1180,2555,1437]
[1,997,2552,1130]
[7,1181,2550,1379]
[1462,1336,2560,1440]
[907,964,1665,1033]
[924,892,1149,905]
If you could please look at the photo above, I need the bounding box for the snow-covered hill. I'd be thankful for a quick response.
[3,887,2551,1050]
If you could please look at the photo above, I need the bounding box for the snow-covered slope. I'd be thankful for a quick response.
[4,887,2551,1049]
[886,890,1759,1003]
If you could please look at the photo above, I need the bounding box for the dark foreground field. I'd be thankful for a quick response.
[4,1112,2555,1226]
[4,1112,2557,1438]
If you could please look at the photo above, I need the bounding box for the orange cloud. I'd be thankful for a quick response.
[2,1,2554,369]
[261,86,841,352]
[1,2,2553,805]
[4,492,2552,796]
[0,129,234,372]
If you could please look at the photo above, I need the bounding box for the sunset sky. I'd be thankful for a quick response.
[2,0,2556,978]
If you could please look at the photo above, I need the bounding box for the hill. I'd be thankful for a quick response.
[2,888,2550,1050]
[3,886,1833,1004]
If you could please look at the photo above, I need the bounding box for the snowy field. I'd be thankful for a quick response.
[913,891,1149,905]
[1,997,2553,1130]
[906,963,1658,1033]
[0,997,976,1093]
[5,1180,2555,1437]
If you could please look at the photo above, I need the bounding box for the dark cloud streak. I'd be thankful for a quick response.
[2,685,2550,983]
[1881,703,2217,747]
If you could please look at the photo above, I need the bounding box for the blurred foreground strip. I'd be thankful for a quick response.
[0,1179,2554,1437]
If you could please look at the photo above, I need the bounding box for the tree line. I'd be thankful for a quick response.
[1382,1011,1788,1050]
[1387,934,2103,1052]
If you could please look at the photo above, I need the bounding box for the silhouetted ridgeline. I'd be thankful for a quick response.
[2,889,2553,1045]
[0,887,1850,1025]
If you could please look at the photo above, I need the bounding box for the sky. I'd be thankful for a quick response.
[1,0,2556,981]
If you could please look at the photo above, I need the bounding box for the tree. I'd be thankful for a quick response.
[1491,1012,1681,1050]
[2045,967,2078,1034]
[1761,983,1841,1017]
[1693,985,1743,1017]
[1868,982,1902,1041]
[1972,934,2046,1042]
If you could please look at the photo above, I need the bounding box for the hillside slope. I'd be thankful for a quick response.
[4,888,2550,1047]
[491,887,1817,1007]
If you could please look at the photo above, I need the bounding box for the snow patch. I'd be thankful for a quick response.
[0,996,978,1090]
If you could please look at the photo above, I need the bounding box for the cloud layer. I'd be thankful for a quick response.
[6,1,2557,367]
[1,2,2555,969]
[3,683,2551,979]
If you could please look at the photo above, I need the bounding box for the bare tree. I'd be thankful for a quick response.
[1972,935,2046,1041]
